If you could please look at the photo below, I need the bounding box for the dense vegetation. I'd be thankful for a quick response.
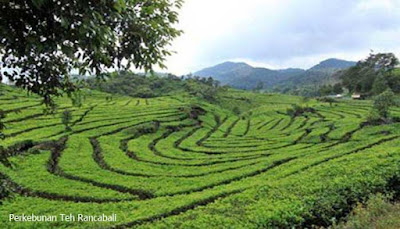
[1,82,400,228]
[194,59,356,94]
[0,0,183,106]
[340,53,400,96]
[195,54,400,99]
[85,71,224,101]
[335,193,400,229]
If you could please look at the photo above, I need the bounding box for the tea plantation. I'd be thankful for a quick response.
[1,84,400,228]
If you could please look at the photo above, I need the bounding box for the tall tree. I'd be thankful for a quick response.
[332,83,343,94]
[0,0,183,106]
[372,89,397,121]
[340,53,399,95]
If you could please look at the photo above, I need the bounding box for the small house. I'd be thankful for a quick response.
[351,93,362,100]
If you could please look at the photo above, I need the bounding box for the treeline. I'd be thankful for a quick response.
[340,53,400,95]
[277,82,344,97]
[277,53,400,98]
[86,71,226,101]
[319,53,400,97]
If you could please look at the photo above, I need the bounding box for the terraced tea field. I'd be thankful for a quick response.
[1,85,400,228]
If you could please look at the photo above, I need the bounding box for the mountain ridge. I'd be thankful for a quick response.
[194,58,356,90]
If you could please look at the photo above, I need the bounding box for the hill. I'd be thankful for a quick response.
[194,58,356,90]
[195,61,305,89]
[277,58,357,89]
[1,83,400,228]
[309,58,357,71]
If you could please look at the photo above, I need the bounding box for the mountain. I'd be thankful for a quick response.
[278,58,357,88]
[194,59,356,90]
[309,58,357,71]
[194,62,305,89]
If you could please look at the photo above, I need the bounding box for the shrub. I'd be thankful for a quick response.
[179,105,206,120]
[0,109,5,139]
[286,104,316,117]
[233,107,241,115]
[366,89,398,124]
[334,194,400,229]
[123,122,160,136]
[317,97,336,107]
[374,89,396,118]
[0,175,11,204]
[61,109,73,131]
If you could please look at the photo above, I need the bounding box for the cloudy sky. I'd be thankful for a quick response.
[163,0,400,75]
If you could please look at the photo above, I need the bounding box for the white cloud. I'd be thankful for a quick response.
[162,0,400,75]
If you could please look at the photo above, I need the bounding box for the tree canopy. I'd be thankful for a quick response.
[340,53,399,95]
[0,0,183,106]
[86,71,224,102]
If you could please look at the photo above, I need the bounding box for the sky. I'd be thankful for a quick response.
[162,0,400,75]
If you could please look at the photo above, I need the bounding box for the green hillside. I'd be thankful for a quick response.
[1,84,400,228]
[194,59,356,90]
[194,62,305,90]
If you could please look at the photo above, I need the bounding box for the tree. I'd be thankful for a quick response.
[0,0,183,106]
[61,109,73,131]
[253,81,264,92]
[333,83,343,94]
[71,91,83,107]
[318,97,335,107]
[0,109,5,139]
[184,78,220,102]
[340,53,399,95]
[385,69,400,94]
[372,89,396,121]
[371,75,389,95]
[319,85,333,96]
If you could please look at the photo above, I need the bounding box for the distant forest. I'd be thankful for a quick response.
[85,71,226,102]
[85,53,400,100]
[280,53,400,97]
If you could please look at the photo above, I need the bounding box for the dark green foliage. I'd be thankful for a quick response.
[335,194,400,229]
[87,72,185,98]
[61,109,72,131]
[0,174,11,204]
[184,77,221,102]
[341,53,399,95]
[179,105,206,120]
[233,107,241,115]
[333,83,344,94]
[87,71,224,102]
[124,122,160,136]
[371,75,389,95]
[71,92,83,107]
[317,97,336,107]
[286,104,315,117]
[0,0,183,105]
[319,85,335,96]
[372,89,396,119]
[385,69,400,94]
[366,89,399,125]
[253,81,264,92]
[0,109,5,139]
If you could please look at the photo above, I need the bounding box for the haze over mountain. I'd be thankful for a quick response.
[194,58,356,90]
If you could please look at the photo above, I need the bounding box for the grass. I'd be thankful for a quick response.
[1,84,400,228]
